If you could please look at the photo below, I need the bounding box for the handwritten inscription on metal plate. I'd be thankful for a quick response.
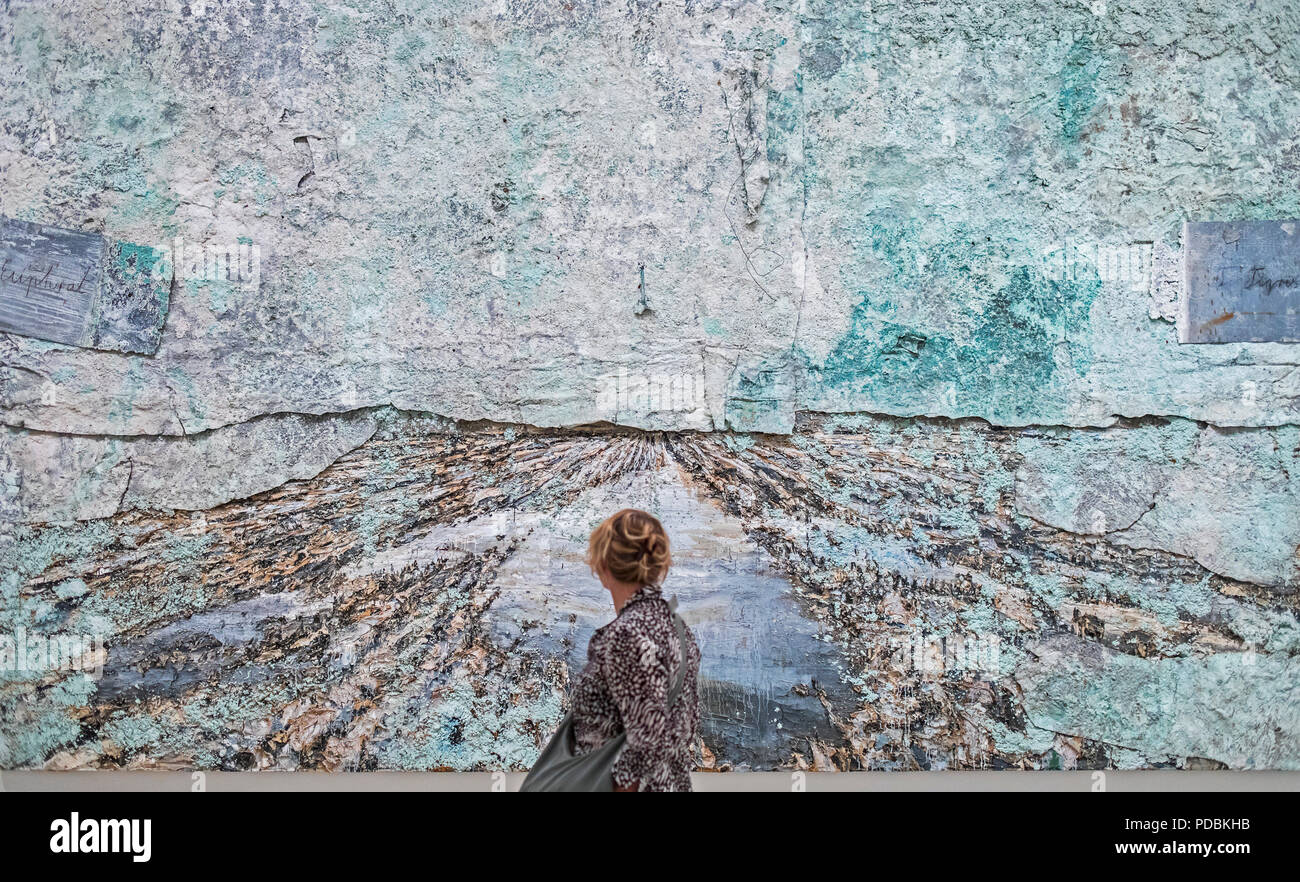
[1180,220,1300,343]
[0,216,172,355]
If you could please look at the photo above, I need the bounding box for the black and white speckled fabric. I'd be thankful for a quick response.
[569,584,701,791]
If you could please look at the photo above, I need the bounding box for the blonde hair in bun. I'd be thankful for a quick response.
[586,508,672,586]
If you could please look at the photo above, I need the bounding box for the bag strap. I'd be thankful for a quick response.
[665,595,688,708]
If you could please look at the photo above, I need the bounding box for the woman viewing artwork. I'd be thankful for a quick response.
[524,508,701,792]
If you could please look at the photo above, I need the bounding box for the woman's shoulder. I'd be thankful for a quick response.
[614,596,670,631]
[597,597,675,652]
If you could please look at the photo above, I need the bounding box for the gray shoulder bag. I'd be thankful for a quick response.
[520,595,687,792]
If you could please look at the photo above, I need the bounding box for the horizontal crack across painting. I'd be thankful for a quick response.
[2,409,379,523]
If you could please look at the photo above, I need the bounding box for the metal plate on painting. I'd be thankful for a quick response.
[1179,220,1300,343]
[0,216,172,355]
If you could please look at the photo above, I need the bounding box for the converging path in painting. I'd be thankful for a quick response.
[4,412,1297,771]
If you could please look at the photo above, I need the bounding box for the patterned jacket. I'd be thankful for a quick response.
[570,584,701,791]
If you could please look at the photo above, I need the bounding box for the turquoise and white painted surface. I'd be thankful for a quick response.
[0,0,1297,770]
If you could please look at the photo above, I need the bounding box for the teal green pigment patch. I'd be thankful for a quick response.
[374,676,563,772]
[216,162,276,215]
[1058,37,1105,143]
[165,367,206,426]
[106,359,148,430]
[109,186,181,233]
[1,521,117,607]
[76,530,217,634]
[0,695,85,766]
[814,224,1102,423]
[111,240,168,292]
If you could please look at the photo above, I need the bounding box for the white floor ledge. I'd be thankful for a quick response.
[2,770,1296,793]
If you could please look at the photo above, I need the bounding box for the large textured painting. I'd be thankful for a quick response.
[2,0,1298,771]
